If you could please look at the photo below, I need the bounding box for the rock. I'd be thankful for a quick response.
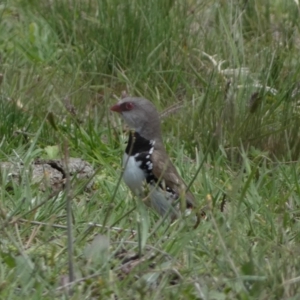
[0,158,95,192]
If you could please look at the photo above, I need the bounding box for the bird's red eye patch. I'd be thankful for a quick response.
[110,101,135,113]
[121,102,134,111]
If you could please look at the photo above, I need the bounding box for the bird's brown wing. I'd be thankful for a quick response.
[151,148,195,208]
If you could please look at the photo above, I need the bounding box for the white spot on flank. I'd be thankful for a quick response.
[149,147,154,154]
[146,155,150,159]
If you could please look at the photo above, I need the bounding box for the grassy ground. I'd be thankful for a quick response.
[1,0,300,298]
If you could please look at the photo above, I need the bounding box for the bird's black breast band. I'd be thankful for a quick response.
[125,131,153,156]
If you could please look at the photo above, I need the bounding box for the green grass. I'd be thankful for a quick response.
[0,0,300,298]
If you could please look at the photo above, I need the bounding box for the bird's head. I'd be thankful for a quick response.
[110,97,162,141]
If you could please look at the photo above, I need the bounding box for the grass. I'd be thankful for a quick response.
[0,0,300,298]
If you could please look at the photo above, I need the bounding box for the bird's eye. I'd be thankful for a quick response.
[126,102,134,110]
[119,102,134,111]
[125,102,133,110]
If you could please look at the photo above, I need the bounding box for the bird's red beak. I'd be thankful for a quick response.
[110,103,122,113]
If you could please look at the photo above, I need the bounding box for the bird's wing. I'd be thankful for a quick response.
[151,148,195,208]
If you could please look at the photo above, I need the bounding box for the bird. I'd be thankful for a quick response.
[110,97,195,220]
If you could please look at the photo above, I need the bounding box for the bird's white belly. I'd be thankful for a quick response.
[122,153,146,196]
